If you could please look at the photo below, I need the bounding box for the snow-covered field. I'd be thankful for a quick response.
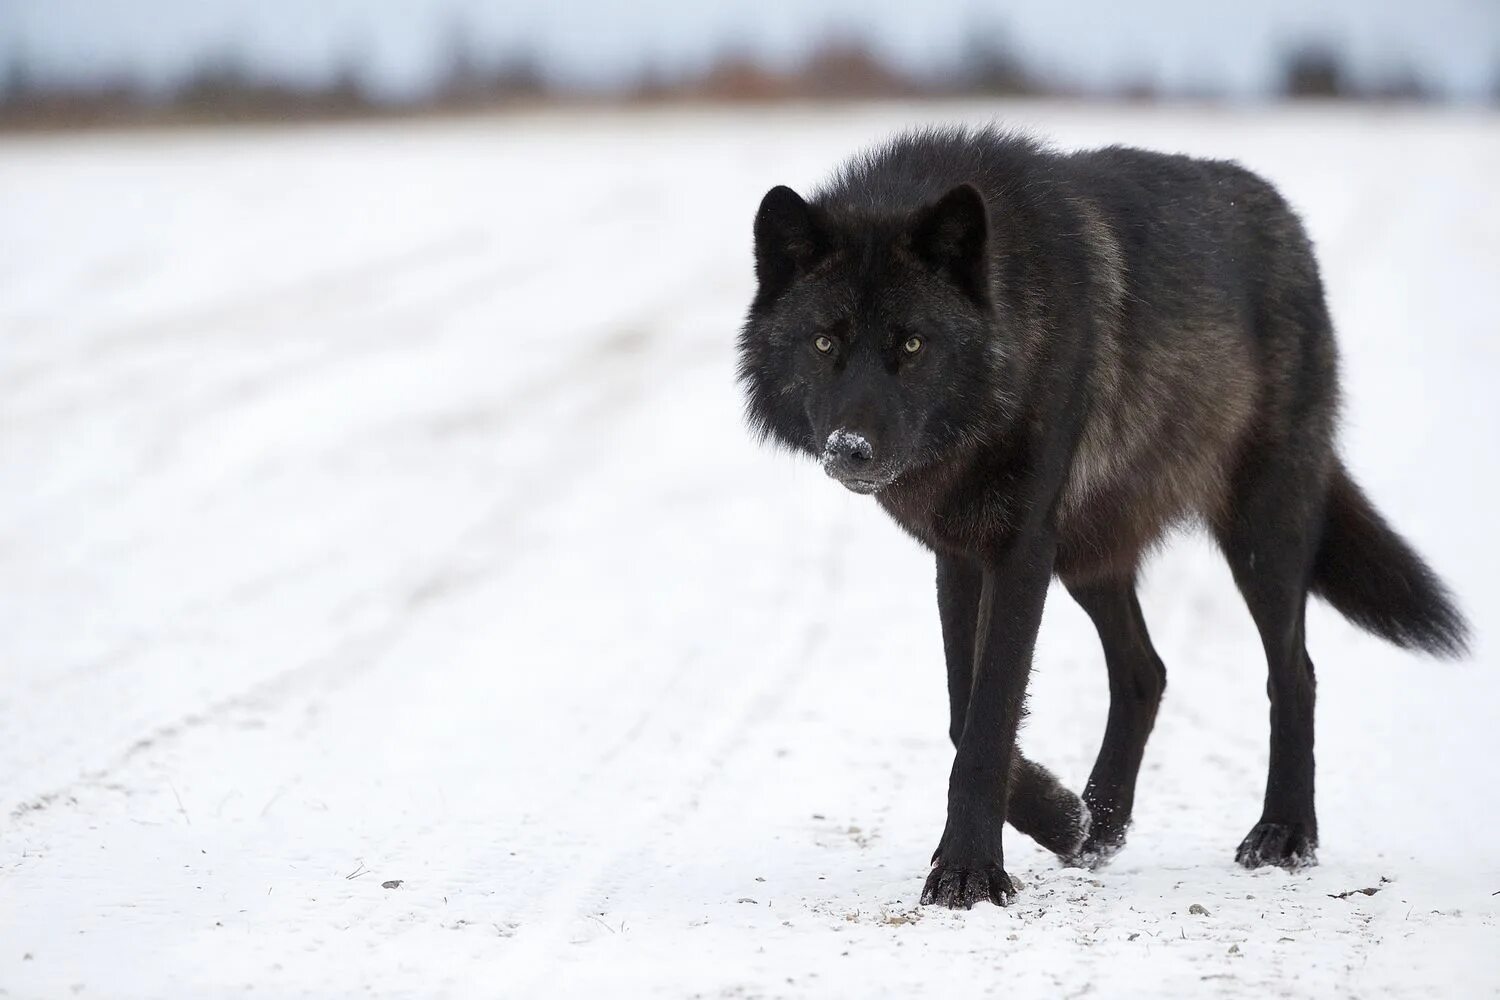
[2,104,1497,999]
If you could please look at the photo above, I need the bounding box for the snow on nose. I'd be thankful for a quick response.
[822,429,874,466]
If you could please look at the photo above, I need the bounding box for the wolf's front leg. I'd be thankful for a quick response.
[922,536,1055,908]
[937,553,1088,859]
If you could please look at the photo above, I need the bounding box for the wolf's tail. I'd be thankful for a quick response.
[1310,464,1469,657]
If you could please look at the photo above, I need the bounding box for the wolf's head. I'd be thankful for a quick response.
[737,183,1008,494]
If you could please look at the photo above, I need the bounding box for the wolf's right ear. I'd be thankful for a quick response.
[754,186,824,290]
[910,184,990,306]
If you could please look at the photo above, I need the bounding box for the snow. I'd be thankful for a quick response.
[1,104,1497,999]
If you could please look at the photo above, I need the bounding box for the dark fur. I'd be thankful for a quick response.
[738,125,1469,908]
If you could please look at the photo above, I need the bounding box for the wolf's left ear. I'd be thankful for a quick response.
[754,185,825,291]
[911,184,990,306]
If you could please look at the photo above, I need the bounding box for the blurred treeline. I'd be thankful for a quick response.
[0,29,1488,131]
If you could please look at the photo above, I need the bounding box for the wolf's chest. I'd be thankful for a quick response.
[876,468,1019,557]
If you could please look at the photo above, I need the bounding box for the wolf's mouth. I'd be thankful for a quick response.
[826,469,896,495]
[839,477,885,495]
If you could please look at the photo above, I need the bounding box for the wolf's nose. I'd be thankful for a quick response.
[824,429,874,467]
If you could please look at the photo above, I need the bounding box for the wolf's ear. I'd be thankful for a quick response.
[910,184,990,305]
[754,186,824,290]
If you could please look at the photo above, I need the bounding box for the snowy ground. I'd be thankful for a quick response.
[1,104,1497,999]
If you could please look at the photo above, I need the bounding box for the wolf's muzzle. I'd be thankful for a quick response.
[822,430,887,493]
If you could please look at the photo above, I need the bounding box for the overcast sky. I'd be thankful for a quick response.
[2,0,1497,99]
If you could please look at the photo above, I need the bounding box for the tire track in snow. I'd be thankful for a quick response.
[2,277,711,823]
[0,229,489,405]
[494,510,851,989]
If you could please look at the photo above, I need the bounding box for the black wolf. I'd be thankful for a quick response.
[737,126,1468,909]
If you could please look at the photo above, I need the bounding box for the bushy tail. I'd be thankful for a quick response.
[1311,465,1470,657]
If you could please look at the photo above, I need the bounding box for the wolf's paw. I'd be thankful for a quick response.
[1235,821,1318,870]
[1008,756,1089,860]
[920,859,1016,909]
[1069,832,1125,871]
[1062,801,1128,869]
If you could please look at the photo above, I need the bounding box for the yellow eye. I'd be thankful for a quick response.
[903,336,923,354]
[813,335,834,354]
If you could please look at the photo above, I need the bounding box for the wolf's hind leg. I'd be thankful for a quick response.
[1215,450,1324,870]
[1064,576,1166,866]
[937,554,1088,859]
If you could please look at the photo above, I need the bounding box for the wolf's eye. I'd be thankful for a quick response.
[813,335,834,354]
[903,336,923,355]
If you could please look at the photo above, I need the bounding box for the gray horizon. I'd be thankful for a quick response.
[1,0,1496,101]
